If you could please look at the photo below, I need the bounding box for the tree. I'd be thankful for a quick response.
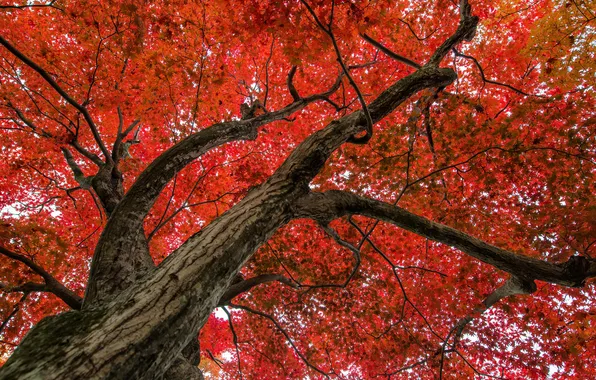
[0,0,594,378]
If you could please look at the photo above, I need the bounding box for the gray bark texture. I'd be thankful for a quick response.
[0,2,593,379]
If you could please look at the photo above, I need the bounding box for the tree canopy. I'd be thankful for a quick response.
[0,0,594,378]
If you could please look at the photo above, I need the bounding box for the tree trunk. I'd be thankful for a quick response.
[0,64,459,380]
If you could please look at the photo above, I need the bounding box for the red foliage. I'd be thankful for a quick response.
[0,0,594,378]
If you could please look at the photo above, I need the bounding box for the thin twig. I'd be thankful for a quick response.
[300,0,374,144]
[0,35,111,160]
[230,303,330,378]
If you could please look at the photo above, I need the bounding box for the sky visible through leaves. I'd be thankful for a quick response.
[0,0,595,378]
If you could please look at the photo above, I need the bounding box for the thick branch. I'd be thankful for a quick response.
[293,191,596,287]
[269,65,456,192]
[428,0,478,66]
[0,246,83,310]
[218,274,297,306]
[0,282,47,293]
[0,1,61,10]
[163,357,204,380]
[451,276,536,343]
[70,141,103,166]
[89,163,124,216]
[1,7,474,376]
[287,66,301,101]
[0,245,57,284]
[61,148,92,189]
[85,76,343,308]
[361,33,421,69]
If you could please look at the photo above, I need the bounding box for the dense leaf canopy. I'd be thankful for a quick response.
[0,0,595,378]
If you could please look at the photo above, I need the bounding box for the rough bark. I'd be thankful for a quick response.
[160,357,204,380]
[0,4,478,378]
[80,89,344,376]
[0,55,459,380]
[85,81,342,308]
[1,178,299,379]
[5,3,586,378]
[91,163,125,216]
[84,121,259,308]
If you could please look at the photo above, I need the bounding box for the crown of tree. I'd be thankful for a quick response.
[0,0,594,378]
